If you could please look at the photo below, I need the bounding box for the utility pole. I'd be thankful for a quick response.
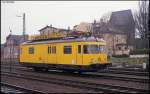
[112,33,115,55]
[23,13,26,42]
[9,29,12,72]
[17,13,26,42]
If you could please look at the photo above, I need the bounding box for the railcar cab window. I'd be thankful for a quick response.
[78,45,81,54]
[83,45,99,54]
[99,45,106,53]
[29,47,34,54]
[64,46,72,54]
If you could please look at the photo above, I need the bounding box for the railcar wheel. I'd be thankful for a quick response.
[33,67,42,71]
[63,70,74,74]
[44,68,49,72]
[78,71,82,74]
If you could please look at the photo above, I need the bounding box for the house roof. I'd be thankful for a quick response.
[99,29,125,34]
[6,34,28,45]
[58,28,70,31]
[39,25,57,32]
[92,21,125,35]
[39,25,70,32]
[109,9,134,26]
[108,9,135,34]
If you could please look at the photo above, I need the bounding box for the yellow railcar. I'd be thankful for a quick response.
[19,37,111,72]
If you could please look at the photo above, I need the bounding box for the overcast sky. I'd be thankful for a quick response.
[1,1,138,44]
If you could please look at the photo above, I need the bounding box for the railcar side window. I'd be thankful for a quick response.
[52,46,56,54]
[83,45,88,54]
[83,45,99,54]
[29,47,34,54]
[64,46,72,54]
[48,46,51,54]
[78,45,81,54]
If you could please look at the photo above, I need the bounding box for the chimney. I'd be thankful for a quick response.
[68,26,70,31]
[100,19,103,23]
[50,24,52,27]
[94,20,96,24]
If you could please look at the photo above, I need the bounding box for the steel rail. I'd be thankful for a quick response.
[1,65,149,76]
[98,69,149,76]
[85,72,149,83]
[108,67,148,72]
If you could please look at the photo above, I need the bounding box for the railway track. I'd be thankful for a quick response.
[85,72,149,83]
[1,64,149,75]
[1,63,148,72]
[1,71,149,93]
[101,67,149,76]
[1,63,147,71]
[99,69,149,76]
[108,67,148,72]
[1,65,149,83]
[1,82,45,93]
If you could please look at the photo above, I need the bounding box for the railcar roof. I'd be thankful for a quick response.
[21,37,106,45]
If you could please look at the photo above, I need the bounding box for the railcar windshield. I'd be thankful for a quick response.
[99,45,106,53]
[83,45,106,54]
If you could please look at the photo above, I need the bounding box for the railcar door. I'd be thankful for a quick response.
[63,44,76,65]
[76,45,83,65]
[47,44,57,64]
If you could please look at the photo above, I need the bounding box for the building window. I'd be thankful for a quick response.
[118,47,121,50]
[78,45,81,54]
[116,37,118,42]
[29,47,34,54]
[64,46,72,54]
[52,46,56,54]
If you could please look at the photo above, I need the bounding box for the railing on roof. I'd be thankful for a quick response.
[28,31,91,41]
[28,32,67,41]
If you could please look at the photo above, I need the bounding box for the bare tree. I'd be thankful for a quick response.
[134,0,149,48]
[100,12,112,23]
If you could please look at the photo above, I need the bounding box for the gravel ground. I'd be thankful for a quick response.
[87,72,149,79]
[1,75,96,93]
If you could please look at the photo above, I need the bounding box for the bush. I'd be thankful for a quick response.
[112,54,129,58]
[130,49,149,55]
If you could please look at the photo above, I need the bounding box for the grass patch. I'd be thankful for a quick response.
[109,57,148,64]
